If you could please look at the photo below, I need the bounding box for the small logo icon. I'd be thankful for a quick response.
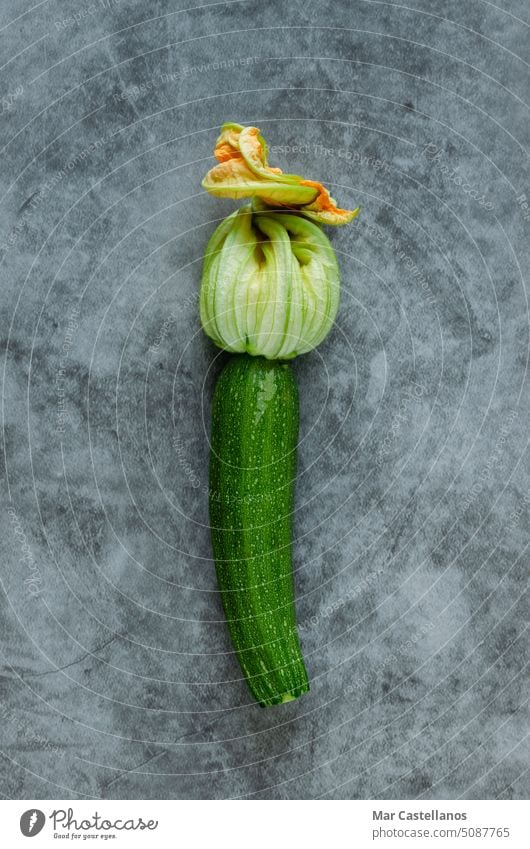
[20,810,45,837]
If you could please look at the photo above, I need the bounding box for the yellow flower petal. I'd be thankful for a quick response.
[299,180,361,226]
[202,123,359,227]
[202,157,318,204]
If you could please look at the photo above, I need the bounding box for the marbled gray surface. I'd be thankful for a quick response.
[1,0,528,800]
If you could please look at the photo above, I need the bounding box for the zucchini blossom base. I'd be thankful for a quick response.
[200,122,359,359]
[200,206,340,360]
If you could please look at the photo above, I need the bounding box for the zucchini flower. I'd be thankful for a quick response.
[200,206,340,359]
[200,123,359,359]
[202,122,359,226]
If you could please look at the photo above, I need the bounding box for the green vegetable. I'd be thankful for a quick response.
[199,205,341,359]
[198,121,359,706]
[209,354,309,706]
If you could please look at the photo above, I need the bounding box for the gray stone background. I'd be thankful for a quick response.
[0,0,528,800]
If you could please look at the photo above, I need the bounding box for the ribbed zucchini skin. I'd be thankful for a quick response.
[209,355,309,706]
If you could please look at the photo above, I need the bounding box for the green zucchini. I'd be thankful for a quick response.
[209,354,309,706]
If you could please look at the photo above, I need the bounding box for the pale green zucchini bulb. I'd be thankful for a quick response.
[199,205,341,359]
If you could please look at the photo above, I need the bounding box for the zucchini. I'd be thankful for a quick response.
[209,354,309,706]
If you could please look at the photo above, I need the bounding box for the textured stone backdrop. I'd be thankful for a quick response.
[0,0,528,799]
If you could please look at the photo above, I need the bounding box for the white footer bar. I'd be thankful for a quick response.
[2,799,528,848]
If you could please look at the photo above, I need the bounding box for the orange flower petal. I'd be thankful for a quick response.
[203,123,359,226]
